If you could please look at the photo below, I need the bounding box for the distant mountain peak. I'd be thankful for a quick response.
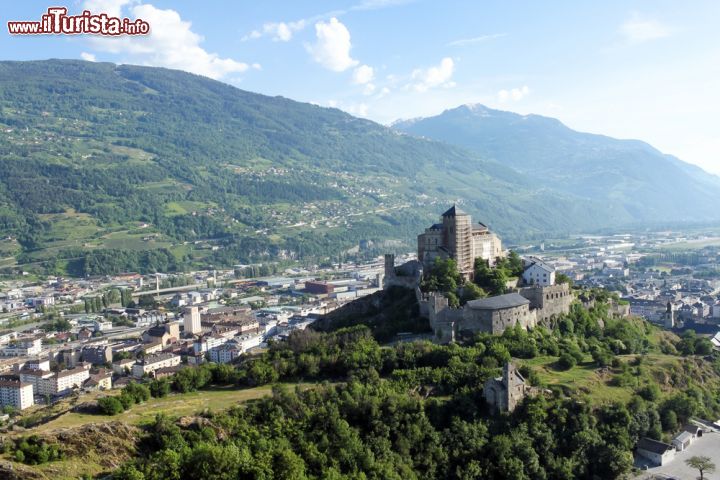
[391,101,720,223]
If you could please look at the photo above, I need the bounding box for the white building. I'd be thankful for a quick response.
[132,353,181,378]
[636,437,675,466]
[194,335,229,354]
[183,306,202,335]
[0,330,19,345]
[1,337,42,357]
[23,358,50,371]
[50,366,91,395]
[19,365,90,396]
[209,341,241,364]
[0,377,34,410]
[92,319,113,332]
[522,257,556,287]
[237,333,262,352]
[112,358,136,376]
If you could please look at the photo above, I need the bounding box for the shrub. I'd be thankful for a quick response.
[557,353,577,370]
[97,396,124,416]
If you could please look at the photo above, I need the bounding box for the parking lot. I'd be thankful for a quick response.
[635,432,720,480]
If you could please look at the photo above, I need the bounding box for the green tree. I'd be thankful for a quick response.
[97,396,124,415]
[686,456,715,480]
[460,282,487,304]
[557,352,577,370]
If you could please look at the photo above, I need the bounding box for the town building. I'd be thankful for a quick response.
[418,205,502,279]
[0,330,18,345]
[112,358,135,376]
[183,306,202,335]
[194,334,229,354]
[85,370,112,391]
[636,437,675,466]
[1,337,42,357]
[305,281,334,295]
[209,341,242,364]
[0,376,34,410]
[132,353,181,378]
[61,348,83,368]
[522,257,556,286]
[19,365,91,396]
[142,322,180,346]
[81,345,113,365]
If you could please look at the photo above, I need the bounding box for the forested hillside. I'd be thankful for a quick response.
[1,60,624,275]
[4,300,720,479]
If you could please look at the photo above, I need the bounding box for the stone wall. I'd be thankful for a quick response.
[519,283,572,323]
[460,303,536,336]
[424,292,538,342]
[383,254,422,290]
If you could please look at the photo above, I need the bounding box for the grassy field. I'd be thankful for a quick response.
[520,355,634,404]
[520,352,704,405]
[657,237,720,251]
[27,385,281,434]
[100,230,173,251]
[1,384,321,479]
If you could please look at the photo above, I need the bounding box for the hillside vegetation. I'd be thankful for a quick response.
[4,299,720,479]
[0,60,638,276]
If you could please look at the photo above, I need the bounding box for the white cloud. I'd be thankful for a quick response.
[363,83,376,95]
[352,64,374,84]
[351,0,413,10]
[82,1,257,80]
[376,86,391,99]
[345,102,369,117]
[497,85,530,102]
[409,57,455,92]
[621,16,673,43]
[447,33,506,47]
[242,0,413,43]
[244,20,306,42]
[83,0,134,18]
[80,52,97,62]
[307,18,359,72]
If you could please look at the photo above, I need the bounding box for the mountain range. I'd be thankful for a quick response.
[392,104,720,222]
[0,60,717,274]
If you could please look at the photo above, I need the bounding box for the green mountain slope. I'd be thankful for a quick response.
[392,104,720,222]
[0,61,627,274]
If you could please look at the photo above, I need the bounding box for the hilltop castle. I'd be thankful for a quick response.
[384,204,574,343]
[417,205,502,280]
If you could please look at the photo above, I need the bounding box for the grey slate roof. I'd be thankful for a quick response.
[467,293,530,310]
[636,437,673,455]
[441,205,467,217]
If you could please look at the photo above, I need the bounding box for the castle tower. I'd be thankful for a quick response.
[502,361,513,388]
[503,362,525,412]
[442,205,473,278]
[183,306,202,335]
[664,301,675,329]
[384,254,395,278]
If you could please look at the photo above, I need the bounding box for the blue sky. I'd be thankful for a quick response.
[3,0,720,174]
